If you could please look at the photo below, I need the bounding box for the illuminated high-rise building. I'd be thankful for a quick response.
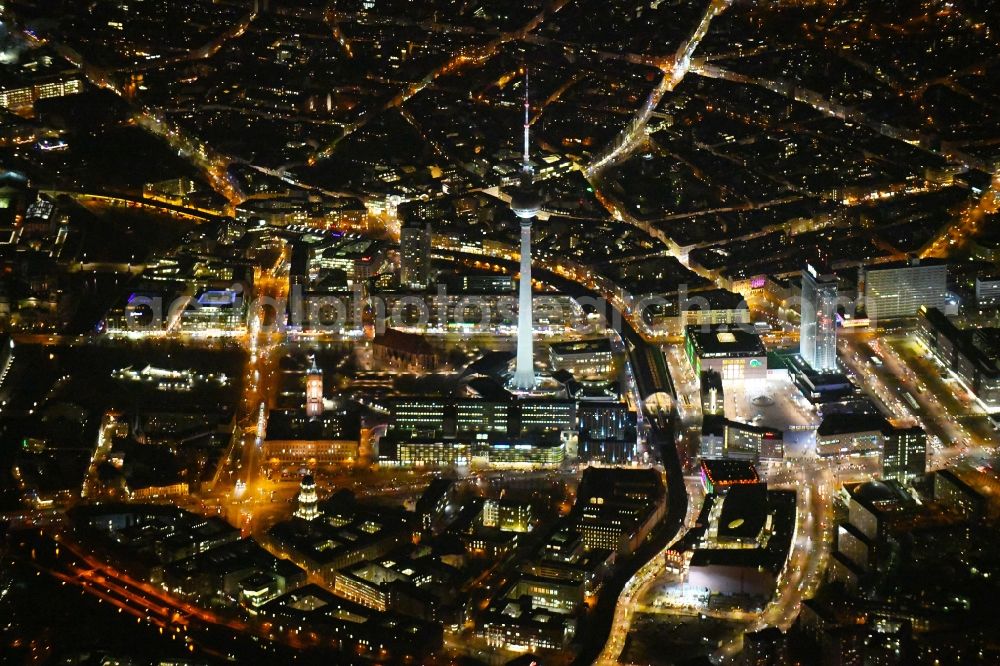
[882,426,927,483]
[800,264,838,372]
[861,258,948,319]
[400,222,432,290]
[305,355,324,418]
[509,71,543,392]
[294,474,321,521]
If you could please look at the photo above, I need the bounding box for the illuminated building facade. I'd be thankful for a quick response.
[481,499,532,532]
[486,440,565,467]
[178,289,248,333]
[294,474,321,521]
[685,325,768,381]
[263,409,361,464]
[724,420,784,461]
[861,258,947,319]
[548,338,617,379]
[482,600,575,652]
[881,426,927,483]
[387,398,572,440]
[816,414,887,458]
[305,355,324,418]
[397,440,473,467]
[400,222,432,290]
[800,264,839,372]
[0,76,83,110]
[262,439,359,465]
[643,288,750,336]
[571,467,666,554]
[976,275,1000,309]
[917,307,1000,411]
[517,400,576,434]
[234,196,367,231]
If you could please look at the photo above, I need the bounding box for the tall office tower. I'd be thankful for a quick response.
[400,222,432,290]
[305,355,324,418]
[294,474,321,521]
[509,71,542,391]
[800,264,839,372]
[882,426,928,483]
[861,258,948,319]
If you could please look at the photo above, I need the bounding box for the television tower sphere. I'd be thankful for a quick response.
[510,175,543,220]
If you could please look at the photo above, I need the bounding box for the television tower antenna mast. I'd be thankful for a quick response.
[522,69,532,175]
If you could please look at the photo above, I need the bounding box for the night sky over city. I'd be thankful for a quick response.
[2,1,1000,664]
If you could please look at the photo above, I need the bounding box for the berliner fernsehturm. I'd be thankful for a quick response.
[509,71,543,392]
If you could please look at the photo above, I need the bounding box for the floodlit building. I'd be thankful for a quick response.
[485,439,566,467]
[816,413,888,458]
[700,417,783,462]
[975,275,1000,309]
[177,289,249,333]
[548,337,617,379]
[305,355,324,418]
[268,492,411,584]
[262,409,361,465]
[685,325,768,381]
[0,75,83,110]
[235,196,367,231]
[396,440,474,467]
[643,288,750,336]
[294,474,321,521]
[861,258,948,319]
[482,499,532,532]
[800,264,839,372]
[576,400,637,463]
[481,595,576,652]
[725,420,784,461]
[685,489,796,603]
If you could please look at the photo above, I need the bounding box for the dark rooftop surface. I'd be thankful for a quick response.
[686,325,766,357]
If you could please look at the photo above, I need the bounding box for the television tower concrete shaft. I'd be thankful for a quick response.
[510,71,542,391]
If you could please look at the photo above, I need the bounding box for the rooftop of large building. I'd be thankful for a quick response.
[718,483,769,541]
[373,328,438,357]
[817,412,891,437]
[700,459,760,487]
[686,325,766,358]
[865,257,948,272]
[846,480,915,514]
[648,288,749,317]
[266,408,361,441]
[548,337,613,357]
[935,469,986,500]
[574,466,664,504]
